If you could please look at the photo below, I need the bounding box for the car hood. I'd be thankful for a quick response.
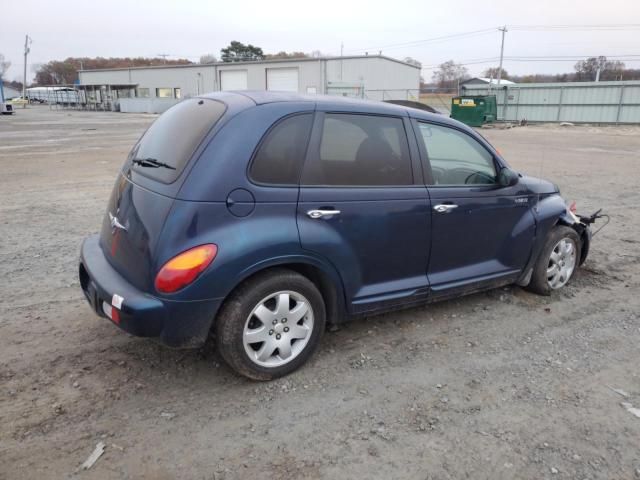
[519,175,559,195]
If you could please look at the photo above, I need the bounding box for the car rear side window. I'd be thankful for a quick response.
[417,122,497,186]
[129,98,226,183]
[301,113,412,186]
[249,113,313,185]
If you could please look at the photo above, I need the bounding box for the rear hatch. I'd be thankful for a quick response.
[99,98,226,291]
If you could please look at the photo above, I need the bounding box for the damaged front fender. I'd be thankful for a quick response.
[517,193,593,286]
[557,210,592,266]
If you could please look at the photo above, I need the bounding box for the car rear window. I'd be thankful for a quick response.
[249,113,313,185]
[128,98,226,183]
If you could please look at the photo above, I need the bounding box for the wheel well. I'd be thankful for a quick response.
[227,263,345,325]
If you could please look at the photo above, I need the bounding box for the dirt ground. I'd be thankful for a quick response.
[1,106,639,480]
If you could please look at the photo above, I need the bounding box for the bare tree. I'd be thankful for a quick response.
[574,56,626,81]
[432,60,469,89]
[403,57,422,68]
[32,57,192,85]
[199,53,218,64]
[483,67,509,80]
[265,51,308,60]
[0,54,11,79]
[7,78,23,90]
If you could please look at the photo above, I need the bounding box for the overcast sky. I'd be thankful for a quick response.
[2,0,639,83]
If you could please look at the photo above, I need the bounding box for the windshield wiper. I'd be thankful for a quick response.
[132,157,176,170]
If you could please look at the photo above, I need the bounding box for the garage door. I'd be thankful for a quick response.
[220,70,248,91]
[266,68,299,92]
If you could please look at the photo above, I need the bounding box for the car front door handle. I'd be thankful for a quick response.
[433,204,458,213]
[307,209,341,219]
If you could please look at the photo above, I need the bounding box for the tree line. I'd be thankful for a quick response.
[429,56,640,89]
[0,42,323,87]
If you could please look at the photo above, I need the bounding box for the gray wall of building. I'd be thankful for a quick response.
[325,57,421,101]
[78,56,420,102]
[461,81,640,124]
[219,60,323,93]
[118,97,179,113]
[79,65,217,98]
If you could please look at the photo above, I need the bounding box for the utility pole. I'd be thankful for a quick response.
[23,34,32,103]
[497,26,507,87]
[340,42,344,81]
[158,53,169,64]
[595,56,605,82]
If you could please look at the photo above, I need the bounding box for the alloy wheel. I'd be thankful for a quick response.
[242,290,314,368]
[547,238,577,289]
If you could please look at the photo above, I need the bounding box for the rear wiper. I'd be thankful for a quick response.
[132,157,176,170]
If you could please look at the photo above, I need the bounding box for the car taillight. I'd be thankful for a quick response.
[155,244,218,293]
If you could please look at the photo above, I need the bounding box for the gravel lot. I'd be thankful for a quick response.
[1,106,639,479]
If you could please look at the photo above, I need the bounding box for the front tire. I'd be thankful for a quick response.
[215,269,326,380]
[527,225,581,296]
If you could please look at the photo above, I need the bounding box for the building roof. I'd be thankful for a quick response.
[461,77,516,85]
[78,54,421,73]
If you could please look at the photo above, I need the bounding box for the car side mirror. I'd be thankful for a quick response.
[498,167,519,187]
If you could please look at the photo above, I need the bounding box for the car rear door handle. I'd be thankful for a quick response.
[433,204,458,213]
[307,209,341,219]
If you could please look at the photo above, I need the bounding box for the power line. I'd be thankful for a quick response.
[346,27,498,53]
[347,23,640,60]
[505,57,640,62]
[505,54,640,59]
[508,24,640,31]
[420,58,499,69]
[420,54,640,69]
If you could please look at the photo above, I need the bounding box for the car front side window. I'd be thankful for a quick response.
[301,113,413,186]
[418,122,497,186]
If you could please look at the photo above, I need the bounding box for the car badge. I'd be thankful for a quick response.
[109,212,127,232]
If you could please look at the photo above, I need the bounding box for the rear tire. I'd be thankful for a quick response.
[215,268,326,381]
[527,225,581,296]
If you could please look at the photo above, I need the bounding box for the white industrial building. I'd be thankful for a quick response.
[78,55,421,112]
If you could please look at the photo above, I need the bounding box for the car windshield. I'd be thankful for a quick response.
[129,98,226,183]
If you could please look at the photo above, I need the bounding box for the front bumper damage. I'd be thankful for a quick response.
[572,208,607,265]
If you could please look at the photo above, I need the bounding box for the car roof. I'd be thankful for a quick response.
[200,90,461,127]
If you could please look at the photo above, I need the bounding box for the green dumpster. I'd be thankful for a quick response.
[450,95,497,127]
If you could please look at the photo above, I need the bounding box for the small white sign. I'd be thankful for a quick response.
[111,294,124,309]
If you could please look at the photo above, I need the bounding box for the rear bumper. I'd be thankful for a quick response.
[79,234,222,348]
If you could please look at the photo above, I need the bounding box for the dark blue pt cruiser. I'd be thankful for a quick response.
[79,91,599,380]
